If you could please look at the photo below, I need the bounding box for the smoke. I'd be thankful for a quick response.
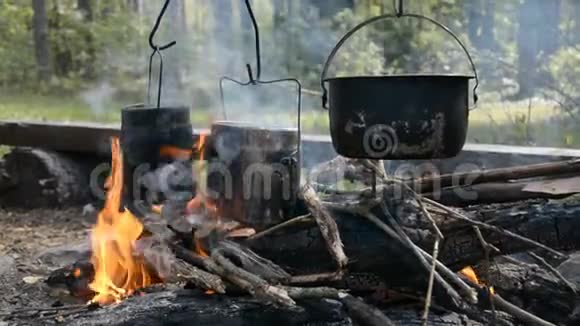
[80,82,114,117]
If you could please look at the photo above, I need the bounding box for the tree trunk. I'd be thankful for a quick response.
[517,0,540,98]
[480,0,497,51]
[538,0,561,61]
[77,0,93,20]
[31,0,51,82]
[77,0,95,79]
[465,0,484,48]
[517,0,561,98]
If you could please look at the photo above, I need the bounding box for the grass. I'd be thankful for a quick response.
[0,92,120,123]
[1,92,578,149]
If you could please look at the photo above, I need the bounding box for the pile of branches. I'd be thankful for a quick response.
[10,158,580,326]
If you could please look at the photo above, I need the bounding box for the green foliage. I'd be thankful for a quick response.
[0,1,35,88]
[548,46,580,102]
[1,0,580,149]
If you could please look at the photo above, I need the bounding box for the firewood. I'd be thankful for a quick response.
[211,249,296,307]
[423,197,566,259]
[482,261,577,324]
[155,257,226,294]
[216,241,290,283]
[0,148,98,207]
[425,181,570,206]
[301,184,348,272]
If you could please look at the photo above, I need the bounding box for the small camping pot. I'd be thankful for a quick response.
[321,13,479,160]
[120,105,194,214]
[206,121,300,229]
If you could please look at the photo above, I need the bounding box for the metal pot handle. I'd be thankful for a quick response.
[320,13,479,110]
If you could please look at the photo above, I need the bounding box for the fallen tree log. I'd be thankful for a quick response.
[425,181,570,207]
[412,158,580,193]
[0,148,101,207]
[248,198,580,284]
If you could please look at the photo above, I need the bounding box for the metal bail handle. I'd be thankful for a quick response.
[146,0,176,109]
[320,12,480,110]
[217,0,303,160]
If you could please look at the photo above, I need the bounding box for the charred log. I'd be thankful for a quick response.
[0,148,100,208]
[28,289,486,326]
[482,260,577,324]
[249,198,580,284]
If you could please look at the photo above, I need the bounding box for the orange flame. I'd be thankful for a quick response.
[159,146,192,160]
[187,133,218,257]
[88,137,157,304]
[459,266,495,294]
[187,133,215,215]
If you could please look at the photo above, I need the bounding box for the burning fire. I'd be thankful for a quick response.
[186,134,212,213]
[459,266,495,294]
[88,137,157,304]
[187,133,216,257]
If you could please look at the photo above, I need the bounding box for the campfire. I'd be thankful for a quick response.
[3,1,580,325]
[88,137,158,305]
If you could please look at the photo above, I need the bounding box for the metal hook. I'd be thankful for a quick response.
[245,0,261,82]
[148,0,177,51]
[147,49,165,108]
[146,0,176,108]
[393,0,404,17]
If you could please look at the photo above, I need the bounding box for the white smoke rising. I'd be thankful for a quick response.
[80,82,115,117]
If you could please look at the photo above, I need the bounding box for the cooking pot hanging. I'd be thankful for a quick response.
[320,0,479,160]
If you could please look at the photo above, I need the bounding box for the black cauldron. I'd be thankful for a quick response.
[120,105,194,215]
[321,13,479,160]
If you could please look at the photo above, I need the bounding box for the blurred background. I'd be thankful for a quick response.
[1,0,579,147]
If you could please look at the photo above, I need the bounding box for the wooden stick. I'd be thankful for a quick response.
[422,238,440,326]
[246,214,313,242]
[302,184,348,270]
[217,240,290,283]
[472,226,498,322]
[166,258,226,294]
[288,272,344,284]
[324,189,477,304]
[411,158,580,193]
[211,249,296,307]
[491,293,557,326]
[528,252,577,294]
[423,197,567,259]
[382,211,463,305]
[282,286,343,299]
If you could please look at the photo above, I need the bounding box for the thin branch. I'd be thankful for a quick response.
[492,293,557,326]
[383,211,463,306]
[246,214,313,242]
[289,272,344,284]
[473,226,498,322]
[422,238,440,326]
[528,252,577,294]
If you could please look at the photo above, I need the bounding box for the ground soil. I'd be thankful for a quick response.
[0,207,95,318]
